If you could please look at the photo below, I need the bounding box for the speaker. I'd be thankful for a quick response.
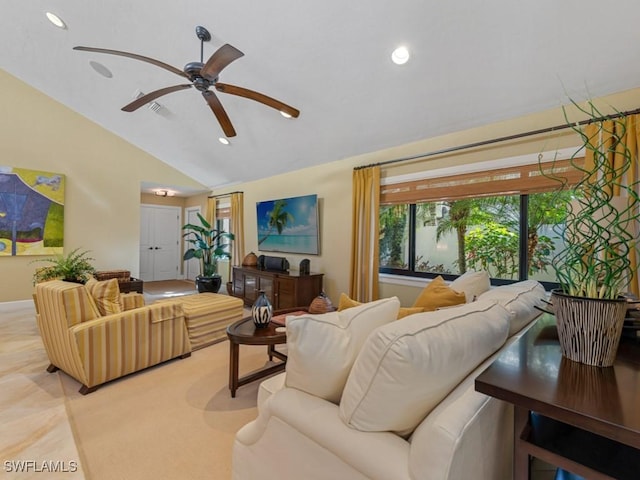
[300,259,310,275]
[264,256,289,272]
[257,255,266,270]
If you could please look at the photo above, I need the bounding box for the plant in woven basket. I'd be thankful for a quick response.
[542,100,640,366]
[31,248,96,285]
[182,213,234,293]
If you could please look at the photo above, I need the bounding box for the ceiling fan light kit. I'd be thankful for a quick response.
[73,26,299,137]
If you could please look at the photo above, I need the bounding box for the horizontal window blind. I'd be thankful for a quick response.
[215,197,232,219]
[381,158,585,205]
[216,206,231,219]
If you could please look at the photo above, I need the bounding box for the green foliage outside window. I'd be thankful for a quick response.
[379,204,408,268]
[379,190,574,282]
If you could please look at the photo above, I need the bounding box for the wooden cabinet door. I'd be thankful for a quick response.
[257,275,275,306]
[243,272,259,304]
[276,277,297,310]
[232,268,245,298]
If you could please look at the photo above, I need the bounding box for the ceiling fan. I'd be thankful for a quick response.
[73,26,300,137]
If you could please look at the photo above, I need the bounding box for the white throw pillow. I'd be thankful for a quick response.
[339,300,510,436]
[284,296,400,404]
[449,270,491,302]
[477,280,545,335]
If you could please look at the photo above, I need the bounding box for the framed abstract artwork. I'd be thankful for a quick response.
[0,166,65,256]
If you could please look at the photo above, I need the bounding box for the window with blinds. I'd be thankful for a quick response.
[381,158,585,204]
[379,158,583,286]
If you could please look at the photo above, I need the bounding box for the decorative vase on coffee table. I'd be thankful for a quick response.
[252,291,272,328]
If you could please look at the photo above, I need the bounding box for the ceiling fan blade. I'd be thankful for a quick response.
[202,91,236,137]
[215,83,300,118]
[73,46,189,79]
[122,84,193,112]
[200,44,244,80]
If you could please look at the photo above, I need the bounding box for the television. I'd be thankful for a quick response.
[256,194,320,255]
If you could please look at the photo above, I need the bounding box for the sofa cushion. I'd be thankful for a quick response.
[449,270,491,302]
[285,296,400,404]
[477,280,545,335]
[339,300,510,436]
[60,283,101,326]
[412,276,466,311]
[338,293,423,319]
[85,277,123,316]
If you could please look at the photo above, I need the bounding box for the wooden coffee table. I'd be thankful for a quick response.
[226,316,287,397]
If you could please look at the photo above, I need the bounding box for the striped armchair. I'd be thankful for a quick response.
[33,280,192,394]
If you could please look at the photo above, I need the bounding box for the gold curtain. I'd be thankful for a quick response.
[230,192,245,268]
[349,166,380,302]
[584,115,640,295]
[206,196,216,226]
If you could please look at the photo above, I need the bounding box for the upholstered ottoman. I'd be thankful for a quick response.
[160,293,244,350]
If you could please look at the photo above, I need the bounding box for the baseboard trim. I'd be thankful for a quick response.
[0,299,34,312]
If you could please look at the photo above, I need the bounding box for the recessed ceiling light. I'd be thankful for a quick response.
[218,137,230,145]
[45,12,67,29]
[280,111,292,118]
[391,46,410,65]
[89,61,113,78]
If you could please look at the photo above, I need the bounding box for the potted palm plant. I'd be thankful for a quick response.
[32,248,96,285]
[182,213,234,293]
[544,100,640,367]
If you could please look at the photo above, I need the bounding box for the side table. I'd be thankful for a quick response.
[226,317,287,397]
[475,314,640,480]
[119,277,143,294]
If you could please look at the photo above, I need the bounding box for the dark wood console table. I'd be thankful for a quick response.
[232,266,323,310]
[475,314,640,480]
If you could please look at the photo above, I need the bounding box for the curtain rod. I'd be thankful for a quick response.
[208,191,243,198]
[354,106,640,171]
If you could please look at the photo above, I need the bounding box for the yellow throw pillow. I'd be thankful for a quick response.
[338,293,424,319]
[412,276,466,311]
[338,292,361,311]
[397,306,424,319]
[85,278,123,316]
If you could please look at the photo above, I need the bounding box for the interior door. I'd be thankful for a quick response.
[139,205,181,282]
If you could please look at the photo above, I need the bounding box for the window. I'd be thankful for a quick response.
[215,199,231,248]
[379,157,583,287]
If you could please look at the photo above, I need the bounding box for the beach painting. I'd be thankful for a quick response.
[0,166,65,256]
[256,194,319,255]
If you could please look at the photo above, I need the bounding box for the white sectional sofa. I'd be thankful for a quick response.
[232,275,546,480]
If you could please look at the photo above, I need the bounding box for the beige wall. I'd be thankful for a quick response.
[1,70,206,302]
[212,89,640,305]
[4,64,639,304]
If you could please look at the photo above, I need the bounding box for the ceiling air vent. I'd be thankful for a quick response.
[133,90,163,114]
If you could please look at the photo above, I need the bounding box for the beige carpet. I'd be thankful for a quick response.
[61,340,271,480]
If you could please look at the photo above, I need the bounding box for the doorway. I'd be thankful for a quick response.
[139,205,181,282]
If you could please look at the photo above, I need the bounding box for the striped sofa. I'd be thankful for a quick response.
[34,280,192,394]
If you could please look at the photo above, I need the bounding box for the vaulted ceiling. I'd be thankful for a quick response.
[3,1,640,194]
